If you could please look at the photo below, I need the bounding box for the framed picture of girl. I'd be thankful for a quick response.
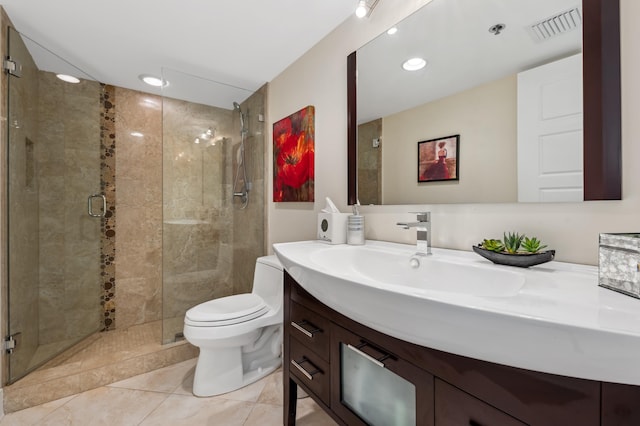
[417,135,459,183]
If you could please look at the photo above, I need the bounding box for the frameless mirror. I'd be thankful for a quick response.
[347,0,620,205]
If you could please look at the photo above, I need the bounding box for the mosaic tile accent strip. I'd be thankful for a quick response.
[100,84,117,331]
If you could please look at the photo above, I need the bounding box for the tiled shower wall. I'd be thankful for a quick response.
[357,118,382,205]
[113,88,163,330]
[232,86,267,295]
[114,85,267,342]
[161,96,235,341]
[161,88,267,343]
[36,73,102,343]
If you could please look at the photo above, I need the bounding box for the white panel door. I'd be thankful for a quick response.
[517,53,583,202]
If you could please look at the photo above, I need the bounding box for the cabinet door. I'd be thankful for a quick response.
[601,382,640,426]
[435,379,526,426]
[331,324,434,426]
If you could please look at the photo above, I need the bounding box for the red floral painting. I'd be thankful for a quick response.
[273,106,315,202]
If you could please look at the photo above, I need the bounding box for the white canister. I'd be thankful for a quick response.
[347,215,365,245]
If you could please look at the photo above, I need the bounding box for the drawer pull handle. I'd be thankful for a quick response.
[291,357,321,381]
[291,320,321,338]
[346,342,391,368]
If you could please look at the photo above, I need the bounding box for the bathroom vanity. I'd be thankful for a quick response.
[276,241,640,425]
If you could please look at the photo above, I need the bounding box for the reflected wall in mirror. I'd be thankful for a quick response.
[347,0,620,205]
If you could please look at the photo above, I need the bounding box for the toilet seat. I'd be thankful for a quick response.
[185,293,270,327]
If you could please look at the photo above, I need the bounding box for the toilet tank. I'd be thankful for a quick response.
[252,255,283,310]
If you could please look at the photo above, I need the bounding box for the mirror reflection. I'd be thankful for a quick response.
[356,0,582,205]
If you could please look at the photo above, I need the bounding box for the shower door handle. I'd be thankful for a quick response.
[87,194,106,218]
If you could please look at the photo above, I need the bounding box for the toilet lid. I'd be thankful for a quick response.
[185,293,269,325]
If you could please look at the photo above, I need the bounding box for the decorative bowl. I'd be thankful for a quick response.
[472,245,555,268]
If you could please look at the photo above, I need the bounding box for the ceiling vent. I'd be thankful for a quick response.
[529,7,582,42]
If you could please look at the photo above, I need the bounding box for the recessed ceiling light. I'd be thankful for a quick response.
[387,27,398,35]
[56,74,80,83]
[139,74,169,88]
[402,57,427,71]
[355,0,368,18]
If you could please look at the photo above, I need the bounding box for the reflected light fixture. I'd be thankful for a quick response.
[140,98,161,110]
[402,57,427,71]
[130,131,144,138]
[138,74,169,88]
[194,128,225,146]
[56,74,80,83]
[355,0,379,18]
[387,27,398,35]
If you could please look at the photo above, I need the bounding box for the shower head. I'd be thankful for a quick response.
[233,101,246,134]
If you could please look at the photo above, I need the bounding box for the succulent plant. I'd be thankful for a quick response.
[481,239,505,252]
[479,232,549,255]
[521,236,548,253]
[503,232,524,254]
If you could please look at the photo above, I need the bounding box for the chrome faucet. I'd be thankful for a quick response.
[397,212,431,255]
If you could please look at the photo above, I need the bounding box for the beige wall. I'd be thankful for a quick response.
[268,0,430,245]
[268,0,639,266]
[382,75,517,204]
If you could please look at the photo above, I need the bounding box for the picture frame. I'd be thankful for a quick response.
[417,134,459,183]
[273,105,315,202]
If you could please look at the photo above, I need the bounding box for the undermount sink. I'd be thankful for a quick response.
[309,245,525,297]
[273,239,640,386]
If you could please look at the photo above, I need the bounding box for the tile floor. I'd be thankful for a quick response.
[0,359,337,426]
[4,322,198,413]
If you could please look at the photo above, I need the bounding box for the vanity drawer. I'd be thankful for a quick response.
[435,379,526,426]
[289,335,331,406]
[290,301,331,361]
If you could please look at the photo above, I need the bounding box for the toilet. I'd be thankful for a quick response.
[183,255,283,397]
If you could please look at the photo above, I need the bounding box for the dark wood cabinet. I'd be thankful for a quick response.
[283,271,640,425]
[330,323,434,426]
[434,379,525,426]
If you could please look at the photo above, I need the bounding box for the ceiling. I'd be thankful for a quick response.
[1,0,357,109]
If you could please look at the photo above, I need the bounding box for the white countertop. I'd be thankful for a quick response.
[273,240,640,386]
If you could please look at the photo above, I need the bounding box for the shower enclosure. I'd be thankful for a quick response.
[6,27,103,383]
[5,26,267,388]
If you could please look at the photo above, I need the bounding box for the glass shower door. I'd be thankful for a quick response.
[6,27,103,383]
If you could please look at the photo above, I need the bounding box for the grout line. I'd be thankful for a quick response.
[29,393,81,425]
[241,403,259,426]
[133,390,173,426]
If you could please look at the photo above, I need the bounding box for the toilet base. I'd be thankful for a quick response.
[191,325,282,397]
